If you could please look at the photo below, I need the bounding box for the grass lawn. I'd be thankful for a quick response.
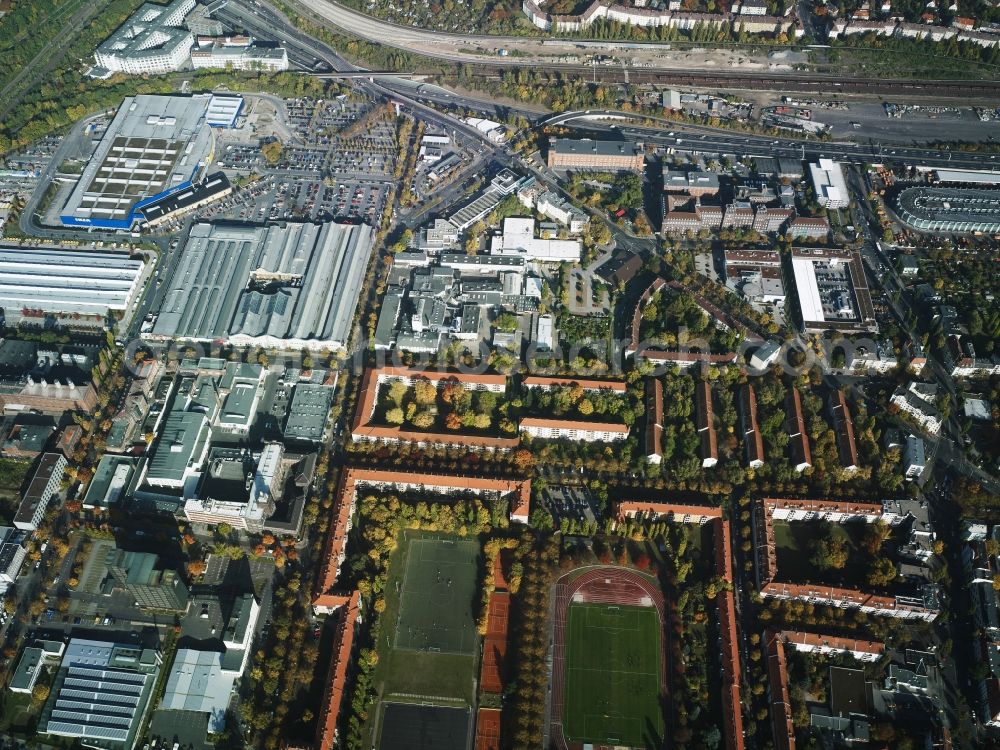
[379,649,476,699]
[563,603,664,748]
[0,690,35,735]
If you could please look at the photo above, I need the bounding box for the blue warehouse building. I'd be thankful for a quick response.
[59,94,240,230]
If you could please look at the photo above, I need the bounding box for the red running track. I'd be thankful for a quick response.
[549,567,667,750]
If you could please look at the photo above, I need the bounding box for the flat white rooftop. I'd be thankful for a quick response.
[933,168,1000,185]
[0,246,145,318]
[791,256,826,323]
[809,159,849,207]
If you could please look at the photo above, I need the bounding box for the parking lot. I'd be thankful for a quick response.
[285,96,370,139]
[216,143,262,172]
[204,95,400,226]
[539,485,599,524]
[196,174,391,224]
[278,96,398,179]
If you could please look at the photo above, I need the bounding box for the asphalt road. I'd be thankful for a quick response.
[212,2,331,71]
[226,0,545,122]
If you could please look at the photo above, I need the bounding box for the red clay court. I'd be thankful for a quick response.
[481,592,510,694]
[481,554,512,694]
[475,707,502,750]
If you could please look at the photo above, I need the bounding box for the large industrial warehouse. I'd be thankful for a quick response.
[60,94,217,229]
[0,246,146,327]
[150,221,375,350]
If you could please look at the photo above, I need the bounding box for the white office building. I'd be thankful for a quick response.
[13,454,67,532]
[520,417,629,442]
[94,0,196,75]
[534,313,554,350]
[903,434,926,479]
[190,38,289,71]
[809,159,850,209]
[0,527,26,593]
[519,188,588,233]
[891,382,944,436]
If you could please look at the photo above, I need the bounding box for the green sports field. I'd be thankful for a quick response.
[563,603,664,748]
[394,537,479,655]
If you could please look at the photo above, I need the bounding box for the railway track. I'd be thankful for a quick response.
[458,63,1000,97]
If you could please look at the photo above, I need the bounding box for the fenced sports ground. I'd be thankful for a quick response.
[563,603,663,747]
[394,537,479,655]
[378,702,471,750]
[372,534,481,750]
[549,567,668,750]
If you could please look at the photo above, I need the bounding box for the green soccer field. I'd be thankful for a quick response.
[393,537,479,655]
[563,603,665,748]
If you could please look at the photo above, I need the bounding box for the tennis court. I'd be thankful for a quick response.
[563,603,664,748]
[394,537,479,655]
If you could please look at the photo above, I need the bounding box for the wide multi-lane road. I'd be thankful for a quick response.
[277,0,537,52]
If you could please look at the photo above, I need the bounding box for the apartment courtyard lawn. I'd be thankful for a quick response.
[774,520,880,588]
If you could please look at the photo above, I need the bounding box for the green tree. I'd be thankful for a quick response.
[411,410,435,429]
[413,380,437,406]
[261,140,283,165]
[494,313,519,332]
[810,533,849,571]
[387,380,408,405]
[31,683,49,703]
[867,557,898,588]
[862,520,891,555]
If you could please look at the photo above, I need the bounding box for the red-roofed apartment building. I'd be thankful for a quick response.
[785,388,812,473]
[764,628,885,750]
[645,378,664,464]
[696,380,718,468]
[740,383,765,469]
[351,367,518,451]
[313,469,532,614]
[519,417,629,442]
[829,389,859,474]
[522,375,626,393]
[614,501,745,750]
[753,497,939,621]
[314,591,361,750]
